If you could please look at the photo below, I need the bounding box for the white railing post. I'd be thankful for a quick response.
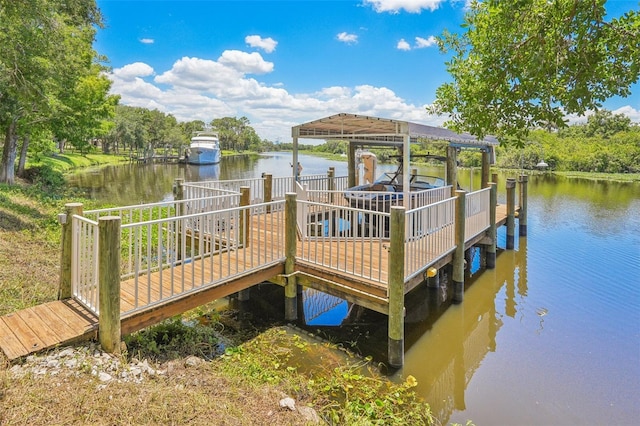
[59,202,83,300]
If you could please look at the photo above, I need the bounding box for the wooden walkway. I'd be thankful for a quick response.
[0,205,512,361]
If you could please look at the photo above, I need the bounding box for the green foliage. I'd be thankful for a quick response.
[21,164,66,197]
[429,0,640,143]
[0,0,107,184]
[496,123,640,173]
[219,328,434,425]
[211,116,261,152]
[124,317,221,361]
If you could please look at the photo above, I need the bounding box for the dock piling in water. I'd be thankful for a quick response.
[518,175,528,236]
[388,206,406,369]
[506,178,516,249]
[284,193,298,321]
[452,190,467,303]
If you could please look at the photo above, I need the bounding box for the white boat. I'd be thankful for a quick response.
[186,132,221,165]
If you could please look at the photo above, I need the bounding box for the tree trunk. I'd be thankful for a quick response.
[0,119,19,185]
[17,133,30,177]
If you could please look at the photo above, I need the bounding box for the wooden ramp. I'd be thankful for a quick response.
[0,300,97,360]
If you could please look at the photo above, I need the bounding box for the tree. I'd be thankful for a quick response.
[428,0,640,144]
[0,0,104,183]
[211,116,258,151]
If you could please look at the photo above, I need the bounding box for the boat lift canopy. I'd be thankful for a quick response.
[290,113,499,194]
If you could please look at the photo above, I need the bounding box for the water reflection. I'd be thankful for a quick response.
[397,235,529,423]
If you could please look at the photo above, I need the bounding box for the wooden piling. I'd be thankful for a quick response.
[481,150,491,189]
[328,167,335,204]
[506,178,516,249]
[486,183,498,269]
[452,190,466,303]
[59,203,83,300]
[239,186,250,248]
[263,173,273,213]
[518,175,528,236]
[388,205,405,368]
[98,216,121,354]
[447,146,458,197]
[284,193,298,321]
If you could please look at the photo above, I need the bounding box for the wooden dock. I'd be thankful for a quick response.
[0,202,512,361]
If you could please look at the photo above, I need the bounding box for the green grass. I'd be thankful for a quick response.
[553,170,640,182]
[28,152,129,173]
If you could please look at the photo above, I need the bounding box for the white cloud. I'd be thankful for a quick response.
[106,53,637,143]
[364,0,446,14]
[245,35,278,53]
[218,50,274,74]
[112,62,154,81]
[337,32,358,44]
[140,38,154,44]
[612,105,640,122]
[415,35,437,48]
[397,39,411,51]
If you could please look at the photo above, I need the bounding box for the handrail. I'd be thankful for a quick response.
[71,215,100,314]
[297,198,390,283]
[403,197,457,280]
[465,187,491,242]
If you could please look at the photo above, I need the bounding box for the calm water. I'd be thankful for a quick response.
[67,153,640,425]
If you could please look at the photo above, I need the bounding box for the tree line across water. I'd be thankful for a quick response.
[1,0,638,186]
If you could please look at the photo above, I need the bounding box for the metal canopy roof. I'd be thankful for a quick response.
[292,113,498,148]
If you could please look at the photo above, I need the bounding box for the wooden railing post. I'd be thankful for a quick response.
[518,174,528,236]
[388,205,405,368]
[481,150,491,189]
[263,173,273,213]
[284,193,298,321]
[99,216,121,354]
[486,183,498,269]
[328,167,335,204]
[447,146,458,197]
[239,186,250,248]
[453,190,466,303]
[59,202,83,300]
[173,178,185,261]
[506,178,516,249]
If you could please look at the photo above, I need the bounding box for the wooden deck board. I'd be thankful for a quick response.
[0,301,98,360]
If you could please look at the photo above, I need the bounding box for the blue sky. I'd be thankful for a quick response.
[95,0,639,142]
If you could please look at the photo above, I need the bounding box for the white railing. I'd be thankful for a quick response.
[465,187,491,242]
[306,185,453,211]
[272,176,294,200]
[71,215,99,313]
[72,193,285,316]
[408,186,452,209]
[404,197,457,281]
[181,183,240,203]
[297,199,390,283]
[184,177,265,204]
[117,200,286,316]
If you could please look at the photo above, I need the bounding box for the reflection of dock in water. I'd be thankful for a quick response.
[399,237,528,423]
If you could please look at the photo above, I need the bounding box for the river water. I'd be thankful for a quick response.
[67,152,640,425]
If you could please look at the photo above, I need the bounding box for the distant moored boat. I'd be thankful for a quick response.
[186,132,221,165]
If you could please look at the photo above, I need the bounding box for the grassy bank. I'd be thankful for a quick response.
[29,152,129,173]
[0,166,435,425]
